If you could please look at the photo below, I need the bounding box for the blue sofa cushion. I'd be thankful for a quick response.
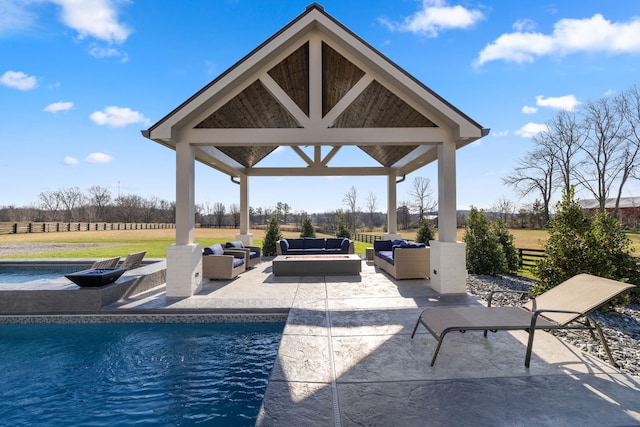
[392,241,426,255]
[249,251,259,259]
[377,250,394,265]
[225,241,244,249]
[280,239,290,252]
[304,238,326,249]
[341,238,350,252]
[203,244,224,255]
[232,257,245,268]
[374,240,393,252]
[286,238,304,250]
[325,238,343,249]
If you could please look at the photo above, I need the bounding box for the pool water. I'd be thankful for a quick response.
[0,265,79,283]
[0,322,283,426]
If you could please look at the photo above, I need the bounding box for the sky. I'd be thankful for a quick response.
[2,0,640,215]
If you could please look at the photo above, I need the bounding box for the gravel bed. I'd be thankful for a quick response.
[467,274,640,378]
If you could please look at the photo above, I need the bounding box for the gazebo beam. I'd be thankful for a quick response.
[184,127,450,145]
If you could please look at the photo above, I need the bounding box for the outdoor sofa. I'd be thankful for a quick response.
[373,239,430,280]
[202,244,246,279]
[277,237,354,256]
[225,241,262,268]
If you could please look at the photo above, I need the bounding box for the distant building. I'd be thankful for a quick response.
[578,197,640,229]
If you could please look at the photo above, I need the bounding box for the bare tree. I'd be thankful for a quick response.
[87,185,112,221]
[491,196,516,223]
[115,194,143,222]
[546,110,584,194]
[229,203,240,227]
[614,85,640,216]
[503,143,556,223]
[38,190,62,221]
[397,201,411,230]
[57,187,85,221]
[407,176,435,221]
[365,192,378,230]
[575,95,627,211]
[213,202,226,227]
[343,186,358,231]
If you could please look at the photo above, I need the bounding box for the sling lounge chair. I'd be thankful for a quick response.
[90,256,121,269]
[411,274,635,368]
[119,251,146,270]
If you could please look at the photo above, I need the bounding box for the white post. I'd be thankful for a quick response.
[236,174,253,245]
[167,140,202,298]
[384,173,401,240]
[430,140,466,293]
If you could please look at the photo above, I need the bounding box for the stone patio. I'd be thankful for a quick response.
[103,259,640,427]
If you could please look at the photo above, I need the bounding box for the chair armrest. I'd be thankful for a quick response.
[223,249,248,263]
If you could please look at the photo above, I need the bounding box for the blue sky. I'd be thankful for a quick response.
[2,0,640,214]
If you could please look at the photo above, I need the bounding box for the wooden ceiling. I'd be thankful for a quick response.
[194,42,437,168]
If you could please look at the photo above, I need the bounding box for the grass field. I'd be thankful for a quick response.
[1,227,638,259]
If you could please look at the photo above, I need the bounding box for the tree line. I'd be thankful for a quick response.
[504,84,640,227]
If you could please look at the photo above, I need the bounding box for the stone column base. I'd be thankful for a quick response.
[166,243,203,298]
[235,234,254,246]
[383,233,402,241]
[429,240,467,294]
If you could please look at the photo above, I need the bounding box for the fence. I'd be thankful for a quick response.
[0,222,175,235]
[517,248,546,270]
[352,233,383,244]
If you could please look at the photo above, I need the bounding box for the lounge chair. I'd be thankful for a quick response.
[411,274,635,368]
[90,256,121,269]
[119,251,146,270]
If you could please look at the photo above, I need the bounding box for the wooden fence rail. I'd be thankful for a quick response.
[0,222,175,235]
[518,248,546,269]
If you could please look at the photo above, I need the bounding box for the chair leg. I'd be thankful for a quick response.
[586,315,618,368]
[411,312,424,338]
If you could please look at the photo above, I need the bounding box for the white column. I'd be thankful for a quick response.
[437,141,457,243]
[167,140,202,298]
[175,141,196,245]
[430,140,466,294]
[236,174,253,245]
[384,173,401,240]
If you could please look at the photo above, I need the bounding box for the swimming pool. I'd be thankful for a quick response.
[0,322,284,426]
[0,264,85,283]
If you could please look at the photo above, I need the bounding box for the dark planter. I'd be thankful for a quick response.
[65,268,127,288]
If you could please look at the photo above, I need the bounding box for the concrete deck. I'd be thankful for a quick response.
[100,259,640,426]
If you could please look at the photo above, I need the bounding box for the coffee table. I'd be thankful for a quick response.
[272,254,362,276]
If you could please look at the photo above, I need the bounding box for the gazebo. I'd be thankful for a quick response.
[142,3,488,297]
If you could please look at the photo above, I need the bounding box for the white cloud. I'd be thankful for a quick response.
[515,122,548,138]
[89,106,150,127]
[380,0,485,37]
[50,0,131,43]
[86,152,113,163]
[44,101,74,113]
[536,94,580,111]
[89,43,128,62]
[63,156,79,165]
[492,130,509,137]
[513,19,536,32]
[475,14,640,67]
[0,70,38,90]
[522,105,538,114]
[0,1,39,34]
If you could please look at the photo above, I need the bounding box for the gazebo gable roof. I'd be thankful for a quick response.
[144,3,487,177]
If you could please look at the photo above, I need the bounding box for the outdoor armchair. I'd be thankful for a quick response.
[202,244,246,279]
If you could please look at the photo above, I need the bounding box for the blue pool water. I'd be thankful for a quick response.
[0,322,284,426]
[0,265,79,283]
